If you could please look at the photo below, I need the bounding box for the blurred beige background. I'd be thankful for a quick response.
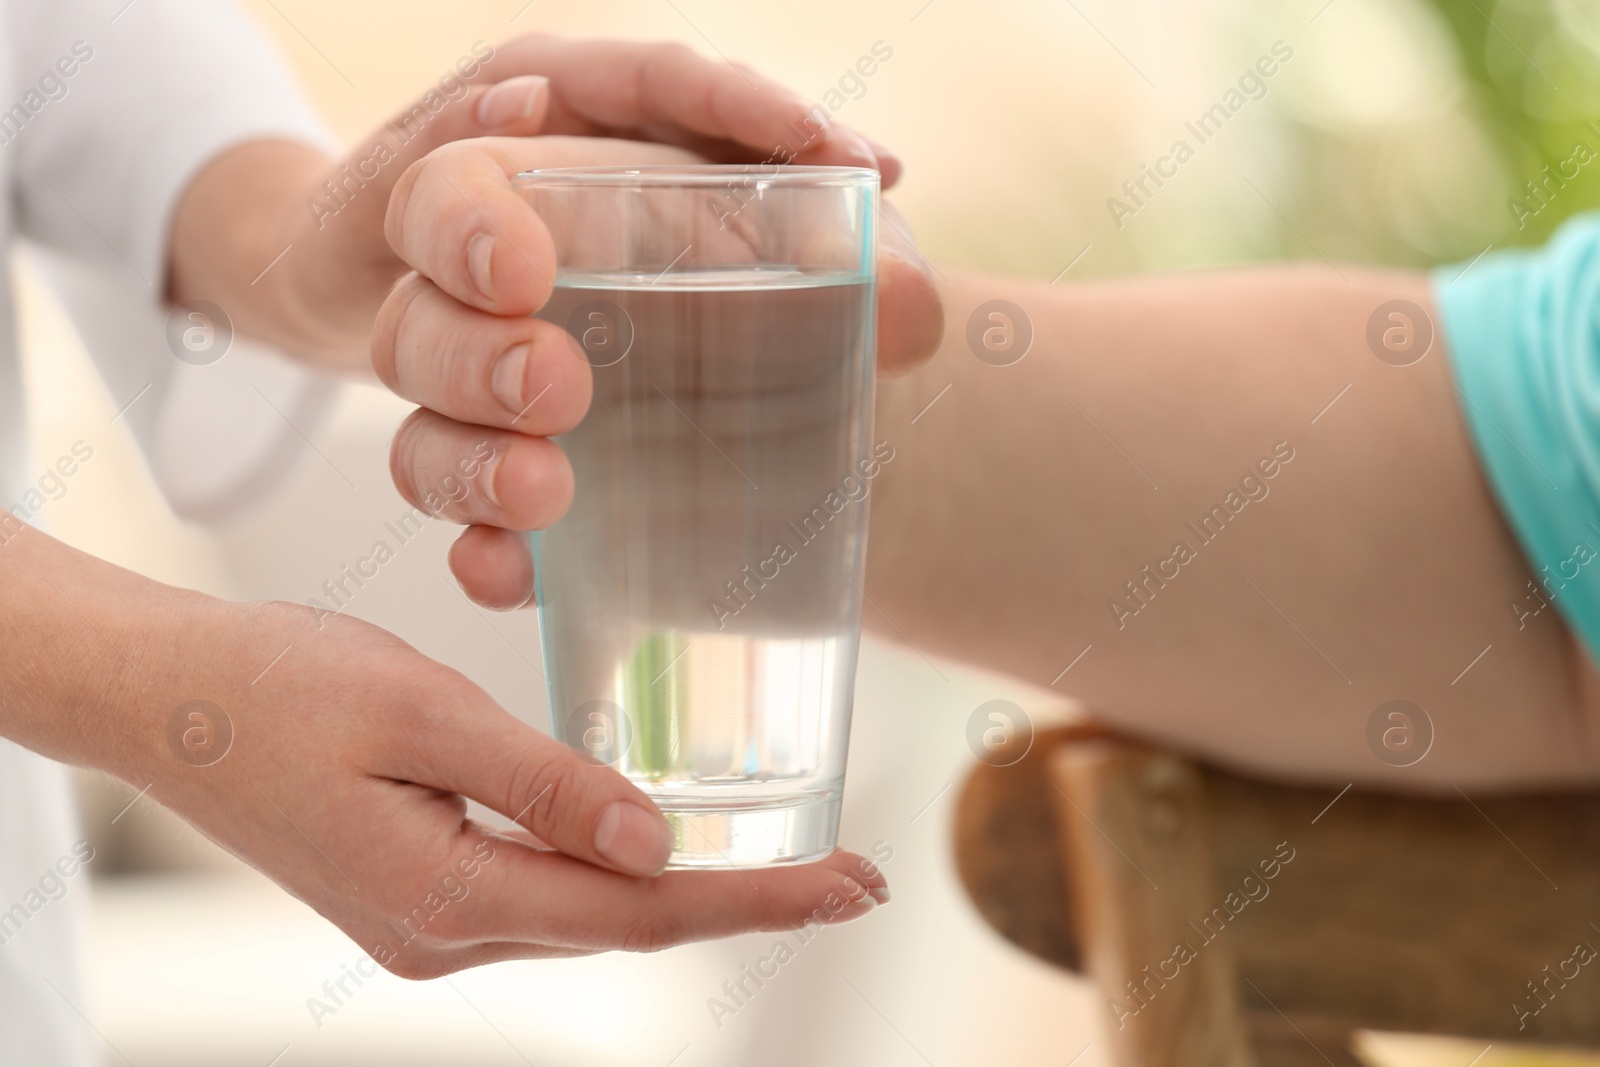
[17,0,1583,1064]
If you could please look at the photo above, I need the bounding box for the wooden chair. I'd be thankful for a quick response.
[953,722,1600,1066]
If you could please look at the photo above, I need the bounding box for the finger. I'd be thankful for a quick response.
[385,139,558,317]
[315,74,553,242]
[860,135,904,188]
[389,408,572,531]
[492,36,887,177]
[449,526,534,610]
[394,701,676,879]
[374,841,888,976]
[781,123,889,180]
[385,137,703,317]
[876,202,945,376]
[372,273,592,435]
[456,842,891,951]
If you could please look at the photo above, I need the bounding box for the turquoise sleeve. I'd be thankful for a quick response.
[1433,214,1600,661]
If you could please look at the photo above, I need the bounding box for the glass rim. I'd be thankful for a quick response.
[513,164,880,189]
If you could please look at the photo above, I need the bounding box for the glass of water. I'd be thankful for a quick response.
[516,165,879,868]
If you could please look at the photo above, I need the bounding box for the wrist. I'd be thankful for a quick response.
[0,524,227,783]
[97,583,240,787]
[260,144,407,370]
[170,139,382,372]
[271,164,393,367]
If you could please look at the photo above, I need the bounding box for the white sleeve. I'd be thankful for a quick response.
[9,0,345,520]
[10,0,336,289]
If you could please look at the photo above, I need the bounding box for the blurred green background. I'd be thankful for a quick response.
[1423,0,1600,244]
[1284,0,1600,264]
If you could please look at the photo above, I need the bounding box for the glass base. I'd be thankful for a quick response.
[652,792,841,869]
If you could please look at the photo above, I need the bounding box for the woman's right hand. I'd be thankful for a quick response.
[0,527,888,976]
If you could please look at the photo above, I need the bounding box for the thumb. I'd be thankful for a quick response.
[311,74,551,240]
[404,695,676,878]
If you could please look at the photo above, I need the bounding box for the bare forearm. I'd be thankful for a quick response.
[0,522,208,781]
[868,268,1596,788]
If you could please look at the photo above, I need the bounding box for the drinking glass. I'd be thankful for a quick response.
[516,165,880,868]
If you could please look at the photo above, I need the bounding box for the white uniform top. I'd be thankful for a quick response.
[0,3,332,1062]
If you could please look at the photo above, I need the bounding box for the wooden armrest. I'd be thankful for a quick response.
[954,722,1600,1066]
[952,722,1108,973]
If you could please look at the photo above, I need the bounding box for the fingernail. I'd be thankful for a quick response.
[880,231,928,270]
[594,802,674,877]
[468,233,495,300]
[862,135,899,166]
[862,135,902,181]
[476,75,547,127]
[868,886,891,905]
[830,128,877,170]
[830,895,879,925]
[492,343,530,414]
[827,877,883,925]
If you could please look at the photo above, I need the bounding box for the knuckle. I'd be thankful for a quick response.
[649,41,699,69]
[401,665,475,734]
[391,144,474,257]
[424,138,483,168]
[437,312,496,413]
[387,408,431,504]
[503,744,581,837]
[384,157,431,255]
[617,903,689,954]
[371,272,429,389]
